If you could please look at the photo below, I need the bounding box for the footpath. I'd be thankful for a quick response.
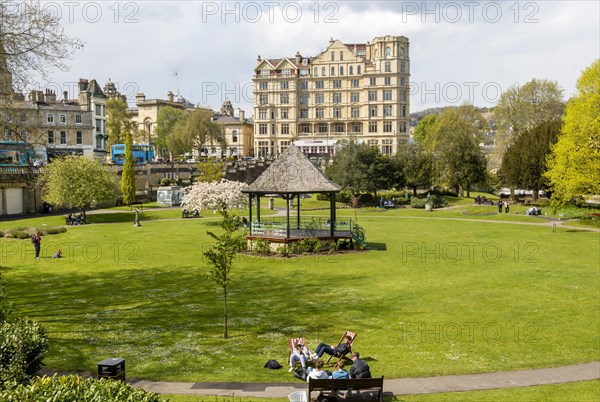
[128,361,600,398]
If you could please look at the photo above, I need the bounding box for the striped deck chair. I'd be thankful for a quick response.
[288,337,308,368]
[325,330,357,365]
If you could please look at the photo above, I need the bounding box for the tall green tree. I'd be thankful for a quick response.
[431,107,487,196]
[204,210,244,339]
[395,142,433,195]
[155,106,185,161]
[106,98,134,147]
[174,109,225,157]
[39,156,118,218]
[494,78,564,149]
[413,114,437,146]
[545,59,600,206]
[499,119,562,201]
[121,130,136,206]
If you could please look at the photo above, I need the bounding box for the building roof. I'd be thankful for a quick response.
[243,144,341,194]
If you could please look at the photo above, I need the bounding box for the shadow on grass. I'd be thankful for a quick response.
[367,242,387,251]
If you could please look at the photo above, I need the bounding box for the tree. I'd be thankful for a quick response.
[39,156,118,218]
[395,142,433,195]
[181,179,247,214]
[155,106,185,161]
[174,109,225,157]
[121,130,136,206]
[106,98,134,147]
[431,107,487,196]
[196,161,224,183]
[204,209,244,339]
[494,79,564,148]
[545,59,600,206]
[499,119,561,201]
[413,114,437,146]
[0,2,83,90]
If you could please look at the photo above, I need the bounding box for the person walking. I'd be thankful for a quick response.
[31,232,41,260]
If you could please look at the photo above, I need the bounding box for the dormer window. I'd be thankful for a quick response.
[260,69,270,76]
[282,68,291,76]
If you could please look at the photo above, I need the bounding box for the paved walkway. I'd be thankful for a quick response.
[128,361,600,398]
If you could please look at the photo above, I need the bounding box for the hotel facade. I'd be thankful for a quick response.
[252,35,410,158]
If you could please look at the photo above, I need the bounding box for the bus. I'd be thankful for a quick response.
[0,141,37,166]
[111,144,154,164]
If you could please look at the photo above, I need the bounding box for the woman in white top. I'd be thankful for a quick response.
[306,359,329,381]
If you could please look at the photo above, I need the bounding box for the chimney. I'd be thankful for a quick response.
[257,55,261,62]
[44,89,56,103]
[135,92,146,104]
[238,108,245,123]
[167,91,174,102]
[295,51,302,64]
[78,78,88,94]
[29,91,37,102]
[63,91,68,103]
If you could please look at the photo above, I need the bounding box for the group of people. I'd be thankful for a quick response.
[497,200,510,213]
[288,335,371,380]
[475,195,493,205]
[31,233,62,260]
[65,213,85,225]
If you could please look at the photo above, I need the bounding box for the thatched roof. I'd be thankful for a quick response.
[243,145,341,194]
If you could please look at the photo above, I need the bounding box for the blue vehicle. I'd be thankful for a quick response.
[0,141,37,166]
[111,144,154,164]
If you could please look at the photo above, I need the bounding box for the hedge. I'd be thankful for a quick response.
[0,318,48,385]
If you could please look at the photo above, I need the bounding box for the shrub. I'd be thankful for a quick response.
[0,318,48,385]
[252,239,270,255]
[160,178,172,186]
[410,197,428,209]
[410,195,447,209]
[0,375,164,401]
[36,226,67,236]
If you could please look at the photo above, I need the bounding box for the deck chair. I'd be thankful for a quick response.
[288,337,308,368]
[325,330,357,365]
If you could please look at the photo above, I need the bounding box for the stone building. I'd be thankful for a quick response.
[252,35,410,158]
[212,100,254,158]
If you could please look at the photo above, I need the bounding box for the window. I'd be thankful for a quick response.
[280,81,289,89]
[333,79,342,88]
[333,107,341,118]
[300,94,309,105]
[334,123,344,133]
[368,90,377,101]
[350,123,362,133]
[370,77,376,86]
[280,94,289,104]
[271,124,276,134]
[300,123,311,133]
[384,105,392,117]
[351,92,360,102]
[383,90,392,101]
[315,80,324,89]
[300,108,309,118]
[58,114,66,124]
[333,93,342,103]
[400,77,406,85]
[401,62,406,73]
[385,62,391,72]
[339,51,343,61]
[282,68,291,76]
[259,82,268,90]
[300,81,308,89]
[315,93,324,104]
[95,104,101,115]
[20,112,26,123]
[281,123,290,135]
[48,130,54,143]
[351,79,359,88]
[76,131,82,144]
[351,106,360,117]
[383,121,393,132]
[330,66,335,76]
[257,140,269,157]
[259,124,268,134]
[280,141,290,153]
[385,47,392,57]
[318,123,328,133]
[349,66,353,75]
[314,67,318,76]
[357,65,361,74]
[259,94,268,104]
[401,106,406,117]
[339,66,344,75]
[260,69,270,76]
[96,119,101,133]
[331,52,335,61]
[399,47,405,58]
[369,106,378,117]
[368,122,377,133]
[401,121,407,132]
[382,139,393,155]
[316,108,324,119]
[281,108,289,119]
[232,130,238,142]
[47,114,54,124]
[259,109,267,119]
[321,67,326,76]
[400,91,406,101]
[60,131,67,144]
[75,114,82,124]
[300,69,309,76]
[385,76,392,85]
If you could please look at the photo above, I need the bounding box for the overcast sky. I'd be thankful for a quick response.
[40,0,600,115]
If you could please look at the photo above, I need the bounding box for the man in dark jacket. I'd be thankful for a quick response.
[349,351,371,378]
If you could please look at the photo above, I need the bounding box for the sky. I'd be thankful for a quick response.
[31,0,600,115]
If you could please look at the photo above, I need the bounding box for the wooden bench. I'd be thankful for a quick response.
[307,377,384,402]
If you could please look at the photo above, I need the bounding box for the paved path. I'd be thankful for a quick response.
[128,361,600,398]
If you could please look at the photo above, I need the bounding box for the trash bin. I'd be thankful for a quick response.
[98,358,125,381]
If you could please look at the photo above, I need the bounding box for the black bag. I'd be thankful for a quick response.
[263,359,282,369]
[294,367,308,381]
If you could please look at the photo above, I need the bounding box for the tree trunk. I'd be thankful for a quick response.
[412,187,417,196]
[223,286,228,339]
[532,189,539,202]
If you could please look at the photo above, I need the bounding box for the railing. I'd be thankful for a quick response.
[0,166,42,175]
[250,216,353,238]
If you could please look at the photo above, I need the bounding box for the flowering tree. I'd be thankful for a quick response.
[181,179,247,214]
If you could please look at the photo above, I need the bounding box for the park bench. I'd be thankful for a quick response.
[307,377,384,402]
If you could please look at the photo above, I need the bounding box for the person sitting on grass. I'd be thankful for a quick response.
[52,249,62,258]
[331,360,350,379]
[306,359,328,381]
[349,352,371,379]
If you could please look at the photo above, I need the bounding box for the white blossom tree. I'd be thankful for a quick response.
[181,179,247,214]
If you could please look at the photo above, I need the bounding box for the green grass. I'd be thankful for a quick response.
[0,207,598,384]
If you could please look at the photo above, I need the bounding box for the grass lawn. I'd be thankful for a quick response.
[0,207,598,384]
